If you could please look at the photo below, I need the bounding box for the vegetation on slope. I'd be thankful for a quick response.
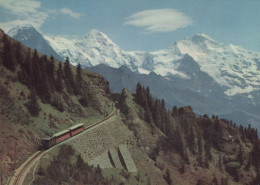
[1,27,259,185]
[0,29,113,184]
[117,82,260,185]
[33,145,119,185]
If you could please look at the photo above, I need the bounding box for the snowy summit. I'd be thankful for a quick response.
[7,25,260,96]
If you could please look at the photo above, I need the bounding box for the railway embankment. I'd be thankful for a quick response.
[66,115,136,162]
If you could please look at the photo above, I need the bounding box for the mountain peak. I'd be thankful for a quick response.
[191,33,217,44]
[83,29,108,39]
[78,29,119,49]
[88,29,103,35]
[8,24,38,37]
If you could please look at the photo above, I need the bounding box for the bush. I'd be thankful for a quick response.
[51,98,64,112]
[79,96,88,107]
[25,96,41,117]
[33,144,119,185]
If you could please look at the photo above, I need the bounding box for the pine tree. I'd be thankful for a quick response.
[118,89,129,115]
[25,90,41,117]
[160,99,167,130]
[135,82,146,107]
[24,48,32,76]
[144,102,152,124]
[172,127,185,157]
[161,99,166,110]
[37,55,51,103]
[204,141,212,162]
[198,135,203,167]
[46,56,55,92]
[237,146,244,165]
[31,49,42,87]
[63,57,74,94]
[55,63,63,92]
[187,126,196,154]
[251,140,260,174]
[153,99,162,128]
[218,153,223,171]
[2,35,16,72]
[76,63,83,94]
[145,86,153,110]
[19,48,32,84]
[48,56,55,79]
[172,105,178,116]
[15,42,23,65]
[135,82,142,103]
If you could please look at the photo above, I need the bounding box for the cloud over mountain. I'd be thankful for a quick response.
[0,0,49,31]
[124,9,193,33]
[60,8,84,19]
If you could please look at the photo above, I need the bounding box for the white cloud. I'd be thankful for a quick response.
[0,0,41,15]
[60,8,84,19]
[124,9,193,33]
[0,0,51,32]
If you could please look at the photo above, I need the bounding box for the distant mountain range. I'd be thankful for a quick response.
[6,24,260,130]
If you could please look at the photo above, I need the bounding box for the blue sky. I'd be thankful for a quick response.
[0,0,260,51]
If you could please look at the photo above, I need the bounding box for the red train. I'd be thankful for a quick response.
[42,123,84,149]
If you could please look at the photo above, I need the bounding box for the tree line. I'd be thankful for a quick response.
[1,34,97,116]
[131,82,259,184]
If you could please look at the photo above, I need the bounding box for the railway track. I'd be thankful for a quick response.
[9,151,44,185]
[84,109,117,130]
[8,109,117,185]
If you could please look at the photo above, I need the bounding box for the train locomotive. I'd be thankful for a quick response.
[42,123,84,149]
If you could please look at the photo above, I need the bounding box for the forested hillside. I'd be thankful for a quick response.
[0,29,113,184]
[1,28,259,185]
[117,83,260,184]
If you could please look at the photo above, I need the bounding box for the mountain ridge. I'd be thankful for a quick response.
[1,25,260,185]
[6,25,260,131]
[7,24,260,96]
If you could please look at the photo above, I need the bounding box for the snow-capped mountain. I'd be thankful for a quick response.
[44,29,141,71]
[165,34,260,96]
[46,30,260,97]
[7,24,260,97]
[8,24,63,61]
[5,24,260,130]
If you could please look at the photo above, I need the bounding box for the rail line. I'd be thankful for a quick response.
[84,109,117,130]
[10,151,44,185]
[9,109,117,185]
